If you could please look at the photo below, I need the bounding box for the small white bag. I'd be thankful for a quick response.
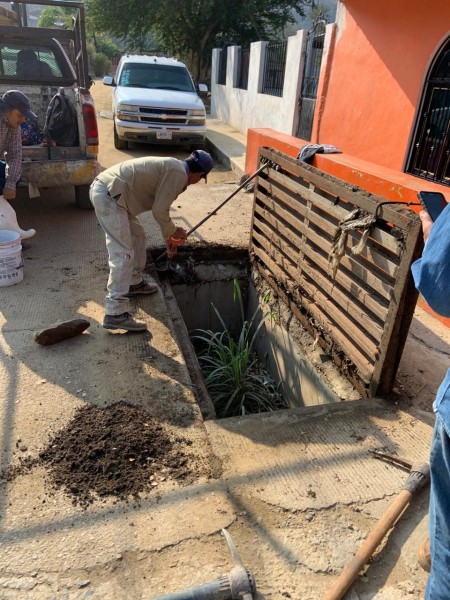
[0,195,36,239]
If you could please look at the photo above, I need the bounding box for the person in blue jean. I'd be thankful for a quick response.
[411,202,450,599]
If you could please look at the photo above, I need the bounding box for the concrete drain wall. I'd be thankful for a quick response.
[169,261,247,339]
[164,252,360,413]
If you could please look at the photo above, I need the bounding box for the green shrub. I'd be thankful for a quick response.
[94,36,120,60]
[191,280,286,418]
[90,51,112,77]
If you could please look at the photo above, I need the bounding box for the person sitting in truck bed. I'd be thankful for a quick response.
[16,49,53,78]
[0,90,37,200]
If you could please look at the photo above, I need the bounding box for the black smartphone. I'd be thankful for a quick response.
[417,191,448,221]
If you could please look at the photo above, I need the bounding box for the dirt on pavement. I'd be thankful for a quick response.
[2,402,211,508]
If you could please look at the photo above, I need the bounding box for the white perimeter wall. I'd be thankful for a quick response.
[211,31,308,136]
[210,24,338,138]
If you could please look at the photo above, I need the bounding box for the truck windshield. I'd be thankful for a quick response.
[119,63,195,92]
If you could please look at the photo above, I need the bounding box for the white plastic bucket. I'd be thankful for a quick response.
[0,230,23,287]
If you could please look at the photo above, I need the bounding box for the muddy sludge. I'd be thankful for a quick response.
[3,402,200,507]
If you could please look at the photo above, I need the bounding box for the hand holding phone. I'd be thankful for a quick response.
[417,191,448,221]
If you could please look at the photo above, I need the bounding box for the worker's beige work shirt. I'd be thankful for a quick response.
[97,156,188,238]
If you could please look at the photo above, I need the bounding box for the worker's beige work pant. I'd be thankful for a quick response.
[90,179,146,316]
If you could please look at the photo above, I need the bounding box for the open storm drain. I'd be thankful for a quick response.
[2,403,199,507]
[151,245,360,421]
[151,139,424,420]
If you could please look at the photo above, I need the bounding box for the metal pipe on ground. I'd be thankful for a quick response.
[151,528,256,600]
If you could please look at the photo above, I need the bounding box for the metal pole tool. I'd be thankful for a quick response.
[152,528,256,600]
[155,161,271,272]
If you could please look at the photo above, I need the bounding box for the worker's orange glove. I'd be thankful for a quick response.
[167,227,187,258]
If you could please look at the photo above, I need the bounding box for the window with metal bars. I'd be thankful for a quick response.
[237,48,249,90]
[217,48,227,85]
[262,41,287,97]
[406,37,450,186]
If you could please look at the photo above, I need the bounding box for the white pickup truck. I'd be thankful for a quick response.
[103,54,208,151]
[0,0,98,208]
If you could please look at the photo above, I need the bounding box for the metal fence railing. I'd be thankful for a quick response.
[237,47,250,90]
[261,41,287,97]
[297,20,326,140]
[217,48,227,85]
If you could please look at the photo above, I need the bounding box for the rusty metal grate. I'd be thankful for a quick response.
[250,148,424,398]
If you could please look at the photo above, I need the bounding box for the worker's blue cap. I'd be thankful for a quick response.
[0,90,36,120]
[188,150,213,181]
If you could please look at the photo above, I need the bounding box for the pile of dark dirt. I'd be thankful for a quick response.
[3,403,196,507]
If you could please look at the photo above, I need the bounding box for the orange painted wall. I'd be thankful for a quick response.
[246,128,450,203]
[314,0,450,170]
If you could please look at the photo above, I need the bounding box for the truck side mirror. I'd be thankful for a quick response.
[198,83,208,93]
[103,76,115,86]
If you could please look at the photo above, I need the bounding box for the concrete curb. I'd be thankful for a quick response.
[205,118,247,178]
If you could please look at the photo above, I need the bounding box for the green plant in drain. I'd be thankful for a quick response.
[191,279,287,417]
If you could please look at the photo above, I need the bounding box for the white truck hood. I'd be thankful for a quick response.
[115,87,205,110]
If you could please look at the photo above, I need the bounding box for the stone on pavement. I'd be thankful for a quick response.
[34,318,91,346]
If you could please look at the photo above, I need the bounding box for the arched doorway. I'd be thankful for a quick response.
[406,36,450,186]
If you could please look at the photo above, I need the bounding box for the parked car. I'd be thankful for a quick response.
[103,55,208,150]
[0,0,98,209]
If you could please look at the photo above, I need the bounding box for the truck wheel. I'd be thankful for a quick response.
[74,184,93,209]
[114,124,128,150]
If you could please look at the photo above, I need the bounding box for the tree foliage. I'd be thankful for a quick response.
[37,2,119,77]
[86,0,314,80]
[309,1,332,23]
[37,6,75,29]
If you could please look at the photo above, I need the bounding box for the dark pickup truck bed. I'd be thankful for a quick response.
[0,0,98,208]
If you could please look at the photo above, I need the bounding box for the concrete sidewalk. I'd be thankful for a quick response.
[205,117,247,178]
